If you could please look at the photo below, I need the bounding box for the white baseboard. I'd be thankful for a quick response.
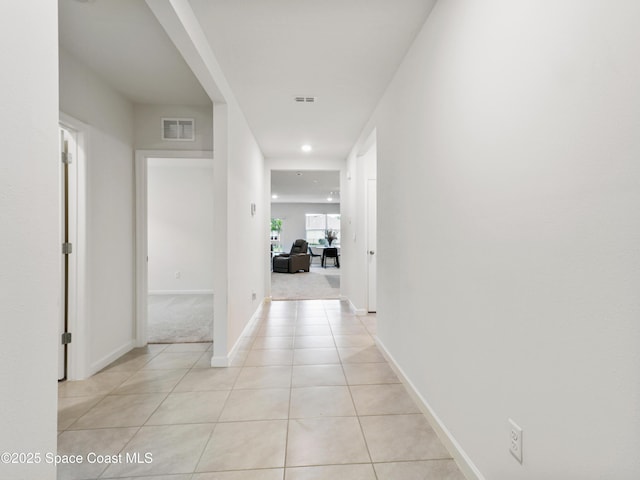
[375,336,485,480]
[89,341,135,377]
[148,290,214,295]
[210,355,229,367]
[210,302,263,367]
[346,297,367,316]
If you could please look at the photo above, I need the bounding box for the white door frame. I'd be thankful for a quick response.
[59,113,89,380]
[366,177,377,313]
[360,130,377,313]
[264,159,347,301]
[134,149,213,347]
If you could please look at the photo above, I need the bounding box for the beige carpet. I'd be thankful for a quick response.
[148,294,213,343]
[271,265,340,300]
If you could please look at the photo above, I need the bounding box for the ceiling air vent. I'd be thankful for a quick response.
[162,118,195,141]
[294,96,317,103]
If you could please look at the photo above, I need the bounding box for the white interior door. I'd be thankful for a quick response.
[367,178,377,312]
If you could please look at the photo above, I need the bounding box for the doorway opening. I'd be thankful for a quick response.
[363,142,377,313]
[58,115,89,382]
[270,170,341,301]
[135,151,214,348]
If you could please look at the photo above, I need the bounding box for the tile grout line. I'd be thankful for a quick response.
[191,305,266,475]
[322,304,378,480]
[108,342,202,477]
[334,306,380,480]
[282,300,299,478]
[190,363,247,476]
[96,348,175,479]
[66,345,197,478]
[60,300,391,480]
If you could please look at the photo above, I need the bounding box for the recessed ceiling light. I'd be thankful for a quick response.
[327,197,333,202]
[301,144,312,153]
[271,194,278,199]
[296,171,303,176]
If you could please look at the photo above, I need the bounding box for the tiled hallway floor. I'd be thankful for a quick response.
[58,299,465,480]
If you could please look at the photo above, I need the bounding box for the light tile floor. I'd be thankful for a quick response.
[58,299,466,480]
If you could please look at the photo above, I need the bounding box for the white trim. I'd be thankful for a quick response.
[89,341,135,377]
[59,113,90,380]
[210,356,229,368]
[135,153,148,347]
[135,149,213,347]
[375,336,485,480]
[358,126,377,157]
[211,300,263,367]
[148,290,214,296]
[211,105,229,362]
[347,297,367,316]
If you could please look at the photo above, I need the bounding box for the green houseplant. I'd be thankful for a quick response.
[271,218,282,233]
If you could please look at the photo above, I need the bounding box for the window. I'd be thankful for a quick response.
[305,213,340,245]
[270,218,283,252]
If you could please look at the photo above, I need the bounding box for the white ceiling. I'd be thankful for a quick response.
[58,0,210,106]
[190,0,436,159]
[58,0,436,159]
[271,170,340,204]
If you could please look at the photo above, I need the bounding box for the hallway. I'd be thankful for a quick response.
[57,299,464,479]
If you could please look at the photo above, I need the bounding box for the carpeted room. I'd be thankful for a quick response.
[271,262,340,300]
[271,169,341,301]
[146,157,214,344]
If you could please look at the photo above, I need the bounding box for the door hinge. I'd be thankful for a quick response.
[61,151,72,164]
[62,242,73,255]
[61,332,72,345]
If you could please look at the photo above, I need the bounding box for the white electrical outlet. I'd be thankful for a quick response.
[174,271,181,279]
[252,292,257,300]
[509,418,523,463]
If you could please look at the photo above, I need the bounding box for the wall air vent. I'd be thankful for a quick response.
[294,96,317,103]
[162,118,195,141]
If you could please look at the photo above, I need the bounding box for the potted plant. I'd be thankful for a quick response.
[270,218,283,251]
[325,229,338,246]
[271,218,282,233]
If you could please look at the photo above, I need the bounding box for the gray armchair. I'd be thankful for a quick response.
[273,239,311,273]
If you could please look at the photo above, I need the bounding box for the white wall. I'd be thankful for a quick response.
[145,1,268,365]
[224,103,266,351]
[0,3,58,478]
[134,103,213,151]
[271,202,340,253]
[59,49,136,373]
[344,1,640,479]
[210,102,267,364]
[147,158,214,292]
